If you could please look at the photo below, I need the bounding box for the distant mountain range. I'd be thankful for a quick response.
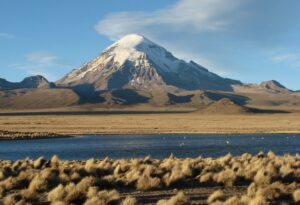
[1,34,299,112]
[0,75,53,90]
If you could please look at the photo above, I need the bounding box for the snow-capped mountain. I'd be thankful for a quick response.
[57,34,241,91]
[1,34,299,109]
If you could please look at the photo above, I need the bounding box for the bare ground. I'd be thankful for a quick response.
[0,112,300,137]
[119,186,247,205]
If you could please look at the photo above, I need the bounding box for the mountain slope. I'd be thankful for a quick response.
[0,34,298,111]
[198,98,258,114]
[0,75,52,90]
[57,34,241,91]
[233,80,290,94]
[0,88,80,109]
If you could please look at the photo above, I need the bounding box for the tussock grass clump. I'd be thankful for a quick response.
[51,201,67,205]
[33,157,46,169]
[156,192,189,205]
[47,184,65,202]
[223,196,239,205]
[207,190,225,204]
[248,196,268,205]
[121,196,137,205]
[213,169,237,187]
[84,159,97,174]
[2,194,17,205]
[136,174,161,190]
[293,189,300,202]
[84,189,120,205]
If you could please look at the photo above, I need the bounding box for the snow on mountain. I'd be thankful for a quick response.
[104,34,181,72]
[57,34,241,91]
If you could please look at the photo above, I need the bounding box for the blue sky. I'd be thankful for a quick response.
[1,0,300,90]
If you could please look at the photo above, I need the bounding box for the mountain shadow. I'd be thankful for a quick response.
[111,89,150,105]
[204,91,250,105]
[168,93,194,104]
[71,84,105,104]
[107,62,132,90]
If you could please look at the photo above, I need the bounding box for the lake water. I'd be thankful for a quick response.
[0,134,300,160]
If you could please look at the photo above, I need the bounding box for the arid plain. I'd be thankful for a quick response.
[1,112,300,137]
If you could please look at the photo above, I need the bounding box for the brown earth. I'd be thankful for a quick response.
[0,88,80,109]
[197,98,253,115]
[0,112,300,137]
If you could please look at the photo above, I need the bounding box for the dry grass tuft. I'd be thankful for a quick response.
[157,192,189,205]
[84,159,97,174]
[0,152,299,204]
[223,196,240,205]
[2,194,17,205]
[207,190,225,204]
[51,201,67,205]
[248,196,268,205]
[121,196,137,205]
[33,156,46,169]
[84,190,120,205]
[213,169,236,187]
[47,184,65,202]
[293,189,300,202]
[136,174,161,190]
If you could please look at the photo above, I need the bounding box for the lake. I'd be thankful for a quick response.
[0,134,299,160]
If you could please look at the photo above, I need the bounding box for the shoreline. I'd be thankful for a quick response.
[0,130,73,140]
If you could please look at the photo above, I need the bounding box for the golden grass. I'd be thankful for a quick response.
[293,189,300,202]
[1,113,300,136]
[0,153,299,204]
[156,192,189,205]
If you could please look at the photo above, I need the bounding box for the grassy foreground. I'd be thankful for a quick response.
[0,152,300,204]
[1,113,300,137]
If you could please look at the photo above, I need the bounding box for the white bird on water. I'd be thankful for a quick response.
[226,140,230,145]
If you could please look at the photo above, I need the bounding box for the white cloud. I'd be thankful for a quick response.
[95,0,244,40]
[272,53,300,69]
[0,32,15,39]
[94,0,247,77]
[26,52,58,64]
[10,51,72,81]
[94,0,300,83]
